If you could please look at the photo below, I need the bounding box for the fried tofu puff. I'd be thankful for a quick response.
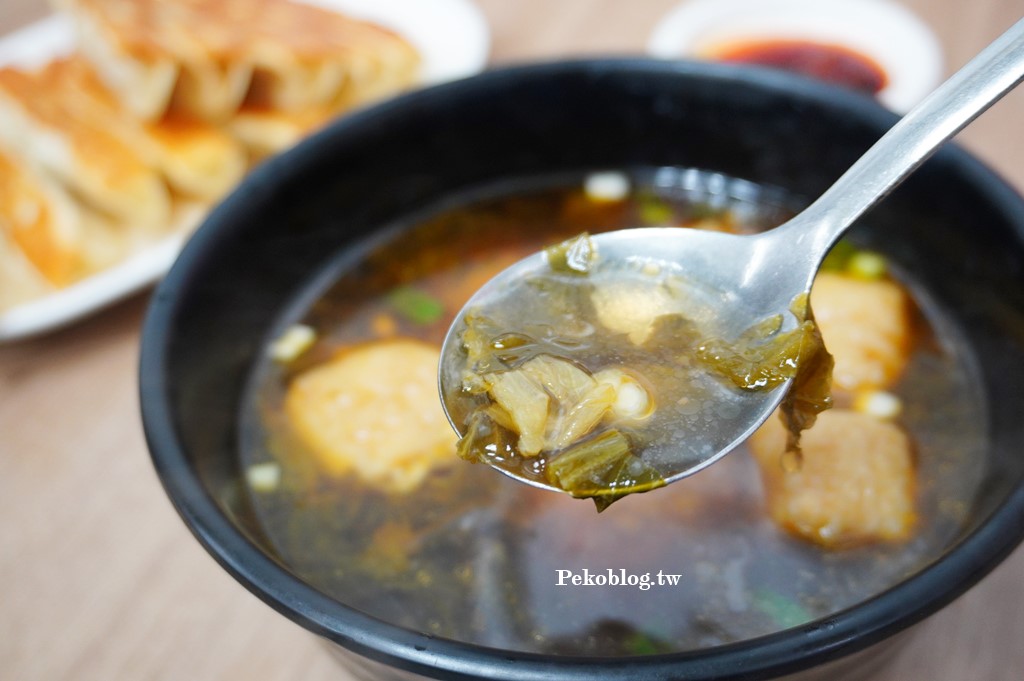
[810,272,912,391]
[749,409,916,548]
[284,339,457,493]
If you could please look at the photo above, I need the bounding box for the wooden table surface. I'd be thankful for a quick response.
[2,1,1022,679]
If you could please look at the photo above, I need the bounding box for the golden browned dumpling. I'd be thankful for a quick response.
[749,409,917,548]
[227,104,337,161]
[56,0,253,121]
[59,0,420,122]
[0,150,82,288]
[284,339,457,493]
[43,57,247,202]
[0,60,172,230]
[243,0,420,112]
[0,147,157,303]
[140,115,249,201]
[810,272,912,391]
[0,55,247,297]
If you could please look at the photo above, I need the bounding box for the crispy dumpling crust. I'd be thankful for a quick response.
[59,0,420,122]
[0,59,172,229]
[0,150,82,287]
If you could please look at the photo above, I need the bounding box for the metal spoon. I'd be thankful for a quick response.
[439,17,1024,491]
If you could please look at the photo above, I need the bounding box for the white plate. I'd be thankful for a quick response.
[0,0,490,341]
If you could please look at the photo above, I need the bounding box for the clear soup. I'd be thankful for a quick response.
[239,169,985,656]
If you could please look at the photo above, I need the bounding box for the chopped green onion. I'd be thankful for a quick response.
[268,324,316,362]
[820,239,857,272]
[847,251,887,280]
[388,286,444,324]
[821,241,888,280]
[584,172,630,202]
[853,389,903,419]
[753,589,812,629]
[637,195,674,225]
[246,462,281,492]
[622,631,671,655]
[689,203,729,221]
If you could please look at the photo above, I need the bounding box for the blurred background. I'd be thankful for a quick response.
[1,1,1022,679]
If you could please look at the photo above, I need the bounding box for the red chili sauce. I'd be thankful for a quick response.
[713,40,888,95]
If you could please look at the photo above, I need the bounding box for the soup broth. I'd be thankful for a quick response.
[239,169,986,655]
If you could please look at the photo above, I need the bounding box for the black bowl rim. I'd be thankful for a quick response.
[140,58,1024,681]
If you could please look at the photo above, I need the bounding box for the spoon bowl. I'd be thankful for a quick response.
[439,226,803,489]
[439,16,1024,491]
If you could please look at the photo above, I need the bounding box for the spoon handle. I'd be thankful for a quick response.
[779,16,1024,262]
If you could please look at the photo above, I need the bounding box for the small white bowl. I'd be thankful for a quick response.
[647,0,943,113]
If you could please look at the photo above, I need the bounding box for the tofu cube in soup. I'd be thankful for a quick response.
[749,409,917,548]
[810,272,911,391]
[284,339,457,493]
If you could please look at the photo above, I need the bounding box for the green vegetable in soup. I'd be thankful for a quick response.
[698,295,834,458]
[520,354,595,404]
[545,429,664,510]
[486,369,550,456]
[544,233,596,275]
[545,382,617,451]
[697,314,799,391]
[456,411,510,463]
[777,300,835,457]
[460,312,543,377]
[456,344,664,509]
[453,235,833,506]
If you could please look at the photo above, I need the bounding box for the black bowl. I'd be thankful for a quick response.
[140,60,1024,681]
